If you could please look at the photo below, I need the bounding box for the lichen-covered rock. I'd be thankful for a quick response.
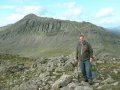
[52,74,73,89]
[75,86,93,90]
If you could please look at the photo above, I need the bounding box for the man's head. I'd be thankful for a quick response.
[79,34,85,44]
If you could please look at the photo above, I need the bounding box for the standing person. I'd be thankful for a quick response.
[76,34,93,85]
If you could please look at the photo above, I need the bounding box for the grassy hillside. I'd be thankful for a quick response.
[0,14,120,58]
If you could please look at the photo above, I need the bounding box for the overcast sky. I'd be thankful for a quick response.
[0,0,120,28]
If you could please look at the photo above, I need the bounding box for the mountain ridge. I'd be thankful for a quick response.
[0,14,120,58]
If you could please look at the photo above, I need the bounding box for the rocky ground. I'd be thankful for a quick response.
[0,53,120,90]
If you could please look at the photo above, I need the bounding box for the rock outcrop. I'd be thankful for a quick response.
[0,53,120,90]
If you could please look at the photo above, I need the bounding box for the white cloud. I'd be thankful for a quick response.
[52,8,82,22]
[91,16,120,27]
[7,14,23,23]
[64,8,82,16]
[94,7,120,27]
[59,2,76,8]
[98,18,120,24]
[11,0,27,2]
[96,7,114,18]
[7,6,45,22]
[0,14,22,26]
[13,0,26,2]
[0,2,83,26]
[16,6,45,15]
[0,5,15,9]
[54,2,82,21]
[0,6,46,26]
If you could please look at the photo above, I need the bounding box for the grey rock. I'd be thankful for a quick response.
[60,86,70,90]
[55,67,65,73]
[64,62,74,71]
[75,86,93,90]
[111,81,119,86]
[52,74,73,89]
[102,77,114,84]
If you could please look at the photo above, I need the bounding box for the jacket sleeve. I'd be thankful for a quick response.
[76,44,78,60]
[88,43,93,58]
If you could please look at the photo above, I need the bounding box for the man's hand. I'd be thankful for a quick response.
[90,57,94,65]
[90,57,96,65]
[71,59,78,67]
[90,58,93,63]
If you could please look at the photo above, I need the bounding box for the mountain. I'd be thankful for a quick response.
[111,26,120,30]
[0,13,120,58]
[106,27,120,36]
[109,30,120,36]
[0,24,12,31]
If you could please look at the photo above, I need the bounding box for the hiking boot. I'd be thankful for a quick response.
[88,80,93,85]
[84,79,88,82]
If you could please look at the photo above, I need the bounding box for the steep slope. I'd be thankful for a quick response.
[0,14,120,58]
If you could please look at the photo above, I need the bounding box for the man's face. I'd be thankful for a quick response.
[79,36,84,43]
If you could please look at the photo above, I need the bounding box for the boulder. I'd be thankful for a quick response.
[64,62,74,71]
[75,86,93,90]
[52,74,73,89]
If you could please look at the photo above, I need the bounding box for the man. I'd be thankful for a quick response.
[76,34,93,85]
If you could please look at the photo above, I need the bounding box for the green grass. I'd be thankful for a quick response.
[21,46,74,58]
[16,37,77,58]
[0,53,35,90]
[0,53,34,67]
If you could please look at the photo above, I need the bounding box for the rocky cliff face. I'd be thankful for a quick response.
[14,14,63,34]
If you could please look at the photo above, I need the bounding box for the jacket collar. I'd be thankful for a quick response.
[79,40,86,45]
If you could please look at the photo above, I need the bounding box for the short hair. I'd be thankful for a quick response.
[79,34,84,38]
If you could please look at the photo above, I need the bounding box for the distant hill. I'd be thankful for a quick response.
[111,26,120,30]
[109,30,120,36]
[106,27,120,36]
[0,13,120,58]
